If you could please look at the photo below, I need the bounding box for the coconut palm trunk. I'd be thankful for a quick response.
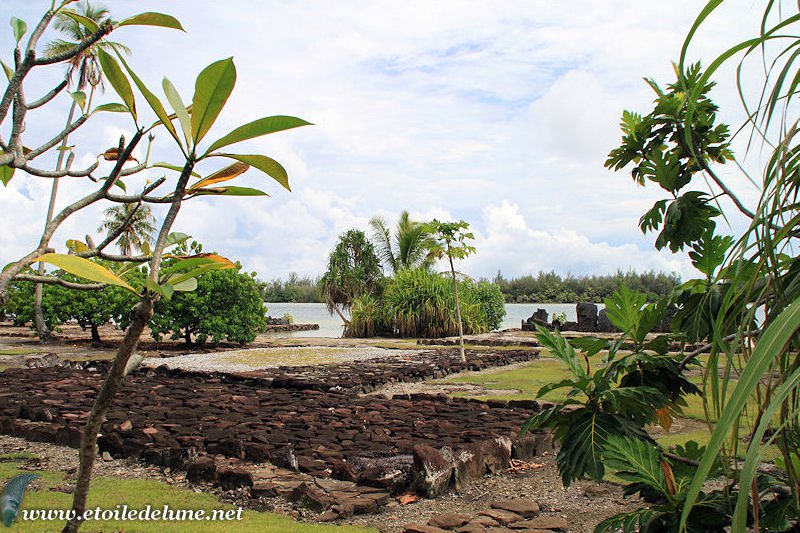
[33,99,79,341]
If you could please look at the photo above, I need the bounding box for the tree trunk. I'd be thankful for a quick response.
[184,329,192,345]
[34,99,78,342]
[90,323,101,344]
[62,298,153,533]
[448,244,466,363]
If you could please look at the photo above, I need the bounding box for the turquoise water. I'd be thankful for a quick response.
[264,302,604,338]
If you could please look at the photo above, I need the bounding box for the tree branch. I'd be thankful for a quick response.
[14,274,104,290]
[34,22,112,66]
[21,161,98,178]
[27,80,69,109]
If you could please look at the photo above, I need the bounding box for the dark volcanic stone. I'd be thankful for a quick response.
[413,445,453,498]
[186,456,217,483]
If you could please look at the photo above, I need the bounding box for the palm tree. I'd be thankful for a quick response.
[369,210,436,273]
[32,2,130,341]
[98,203,157,256]
[319,229,383,326]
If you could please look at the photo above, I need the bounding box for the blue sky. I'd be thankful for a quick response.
[0,1,766,281]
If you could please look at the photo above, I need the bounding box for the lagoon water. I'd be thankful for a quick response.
[264,302,604,338]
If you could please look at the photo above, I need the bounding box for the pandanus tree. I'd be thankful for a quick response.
[0,5,310,531]
[319,229,383,327]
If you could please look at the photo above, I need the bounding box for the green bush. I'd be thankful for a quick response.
[346,268,506,338]
[150,266,266,345]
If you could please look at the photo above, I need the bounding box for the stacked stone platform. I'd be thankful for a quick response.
[0,348,549,516]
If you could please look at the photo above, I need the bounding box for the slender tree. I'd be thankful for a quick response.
[427,220,476,362]
[97,203,156,255]
[369,210,436,273]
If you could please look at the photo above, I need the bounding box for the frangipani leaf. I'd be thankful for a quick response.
[191,58,236,144]
[165,232,191,247]
[117,12,184,31]
[93,102,129,114]
[97,48,136,121]
[36,253,136,293]
[70,91,86,112]
[190,162,249,190]
[145,277,174,300]
[113,50,180,146]
[59,9,99,32]
[1,59,13,81]
[2,473,38,527]
[189,186,268,197]
[66,239,90,254]
[171,277,197,292]
[162,77,192,148]
[215,153,290,191]
[150,162,200,177]
[9,17,27,44]
[0,162,13,186]
[205,115,312,154]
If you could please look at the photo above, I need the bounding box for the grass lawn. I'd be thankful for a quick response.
[0,454,375,533]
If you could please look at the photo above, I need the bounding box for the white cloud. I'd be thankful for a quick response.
[0,0,768,283]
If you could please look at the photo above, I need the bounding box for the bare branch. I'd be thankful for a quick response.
[28,80,69,109]
[21,161,98,178]
[14,274,105,290]
[22,114,88,161]
[34,22,112,66]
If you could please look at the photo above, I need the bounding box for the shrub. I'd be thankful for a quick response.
[346,268,506,338]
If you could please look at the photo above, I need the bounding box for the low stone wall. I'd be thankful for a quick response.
[0,362,550,515]
[263,323,320,332]
[260,348,540,394]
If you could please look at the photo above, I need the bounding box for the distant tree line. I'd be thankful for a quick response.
[257,273,321,302]
[493,270,680,303]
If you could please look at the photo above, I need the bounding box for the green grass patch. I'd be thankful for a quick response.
[0,456,375,533]
[447,358,573,401]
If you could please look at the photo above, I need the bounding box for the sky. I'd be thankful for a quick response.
[0,1,771,282]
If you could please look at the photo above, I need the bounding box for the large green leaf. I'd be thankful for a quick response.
[189,186,268,197]
[189,162,249,191]
[58,9,99,33]
[37,253,137,293]
[604,286,647,333]
[9,17,27,44]
[145,277,174,300]
[0,161,13,186]
[93,102,129,114]
[162,77,192,148]
[688,230,733,278]
[70,91,86,113]
[96,48,136,121]
[603,436,666,494]
[191,58,236,144]
[214,154,290,191]
[205,115,312,154]
[150,162,200,177]
[116,12,184,31]
[2,473,38,527]
[557,410,614,487]
[1,59,13,81]
[113,51,180,147]
[680,297,800,530]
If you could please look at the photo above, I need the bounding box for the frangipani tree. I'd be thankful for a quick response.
[0,4,310,532]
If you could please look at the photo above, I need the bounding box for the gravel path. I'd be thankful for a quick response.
[143,346,424,373]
